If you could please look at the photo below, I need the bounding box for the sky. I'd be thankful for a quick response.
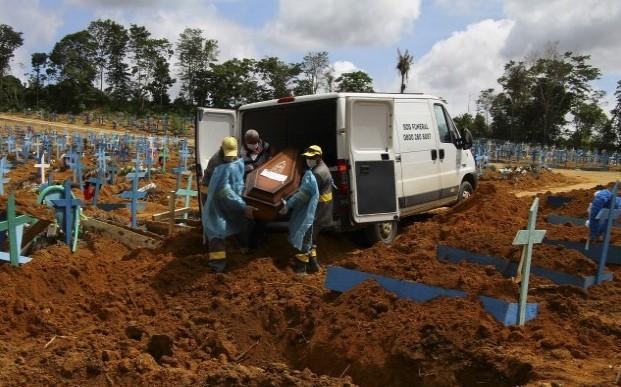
[1,0,620,116]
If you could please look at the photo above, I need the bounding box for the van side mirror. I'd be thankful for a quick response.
[461,128,474,150]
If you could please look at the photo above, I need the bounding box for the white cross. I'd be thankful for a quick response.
[34,154,50,185]
[33,139,42,157]
[512,197,546,325]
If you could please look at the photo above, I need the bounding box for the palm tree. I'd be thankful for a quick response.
[396,48,414,93]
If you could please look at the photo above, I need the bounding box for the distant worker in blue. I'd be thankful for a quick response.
[202,137,255,273]
[586,185,621,242]
[280,145,333,275]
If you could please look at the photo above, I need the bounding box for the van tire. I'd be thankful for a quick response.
[363,221,398,246]
[458,180,474,202]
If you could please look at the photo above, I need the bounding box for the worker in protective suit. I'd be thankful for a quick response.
[280,158,319,274]
[202,137,255,273]
[586,186,621,241]
[304,145,334,272]
[281,145,332,274]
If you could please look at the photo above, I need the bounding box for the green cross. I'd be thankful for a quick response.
[176,172,198,219]
[512,197,546,325]
[0,195,35,266]
[161,146,169,173]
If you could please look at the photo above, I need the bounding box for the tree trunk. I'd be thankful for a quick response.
[400,73,405,93]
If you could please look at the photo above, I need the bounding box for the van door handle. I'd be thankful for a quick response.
[439,149,445,160]
[431,149,437,161]
[360,165,370,174]
[395,155,402,162]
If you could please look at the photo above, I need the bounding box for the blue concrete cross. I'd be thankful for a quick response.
[0,194,35,266]
[176,172,198,219]
[88,171,106,206]
[120,165,147,228]
[70,151,84,188]
[51,180,81,251]
[595,181,621,284]
[0,156,10,196]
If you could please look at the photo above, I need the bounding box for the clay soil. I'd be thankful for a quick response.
[1,150,621,386]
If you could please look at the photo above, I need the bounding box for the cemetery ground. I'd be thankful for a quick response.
[0,127,620,386]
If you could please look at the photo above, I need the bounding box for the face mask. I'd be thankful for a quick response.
[247,143,259,151]
[306,159,317,168]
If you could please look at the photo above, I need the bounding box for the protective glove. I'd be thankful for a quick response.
[243,206,256,219]
[278,199,288,215]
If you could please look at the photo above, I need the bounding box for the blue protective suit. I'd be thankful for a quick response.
[588,189,621,239]
[202,158,247,241]
[286,169,319,253]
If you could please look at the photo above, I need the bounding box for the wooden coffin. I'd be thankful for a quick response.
[243,148,301,221]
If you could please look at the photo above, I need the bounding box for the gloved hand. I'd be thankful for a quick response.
[244,206,256,219]
[278,199,288,215]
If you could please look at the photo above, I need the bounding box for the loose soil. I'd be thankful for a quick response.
[0,132,620,386]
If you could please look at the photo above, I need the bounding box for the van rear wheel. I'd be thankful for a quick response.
[363,220,398,246]
[458,181,474,202]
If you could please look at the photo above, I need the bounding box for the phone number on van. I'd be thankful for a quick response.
[403,133,431,141]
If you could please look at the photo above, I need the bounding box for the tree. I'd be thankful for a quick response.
[128,25,174,113]
[335,71,374,92]
[30,52,48,108]
[176,28,218,105]
[476,88,495,125]
[608,80,621,150]
[569,101,609,149]
[396,48,414,93]
[48,30,99,112]
[453,113,473,132]
[255,57,301,99]
[300,51,329,94]
[205,58,262,108]
[0,24,24,108]
[146,55,175,110]
[103,22,130,106]
[471,113,490,138]
[482,50,602,144]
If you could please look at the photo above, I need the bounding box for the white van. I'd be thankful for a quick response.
[195,93,477,244]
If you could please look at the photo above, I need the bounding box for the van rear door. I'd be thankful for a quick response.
[195,108,237,178]
[195,108,237,212]
[347,98,399,224]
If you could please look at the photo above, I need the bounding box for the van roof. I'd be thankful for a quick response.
[239,92,445,110]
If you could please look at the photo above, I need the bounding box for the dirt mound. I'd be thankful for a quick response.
[480,167,578,191]
[1,146,621,386]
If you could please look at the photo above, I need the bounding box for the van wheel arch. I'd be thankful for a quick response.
[362,220,398,246]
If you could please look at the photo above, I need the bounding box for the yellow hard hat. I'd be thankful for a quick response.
[302,145,322,157]
[222,136,238,157]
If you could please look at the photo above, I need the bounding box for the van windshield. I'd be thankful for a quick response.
[241,99,338,165]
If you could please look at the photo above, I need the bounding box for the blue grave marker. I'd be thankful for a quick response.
[50,180,81,252]
[120,164,147,228]
[0,195,35,266]
[176,172,198,219]
[0,156,10,196]
[595,182,621,284]
[70,151,84,188]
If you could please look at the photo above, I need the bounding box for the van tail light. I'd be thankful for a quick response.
[277,96,295,103]
[336,159,349,194]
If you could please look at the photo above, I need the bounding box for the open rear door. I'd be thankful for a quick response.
[195,108,237,178]
[347,97,399,224]
[195,108,237,216]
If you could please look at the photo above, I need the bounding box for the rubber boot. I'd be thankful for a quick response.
[293,254,308,275]
[307,257,321,274]
[207,259,226,273]
[307,246,320,273]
